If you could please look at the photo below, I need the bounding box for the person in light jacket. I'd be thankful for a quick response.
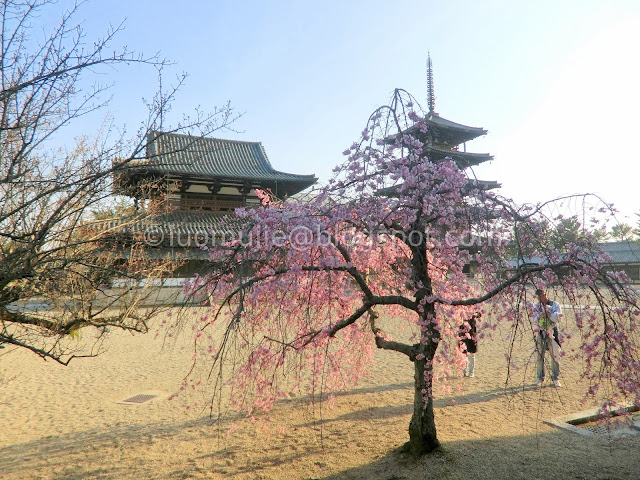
[532,289,562,387]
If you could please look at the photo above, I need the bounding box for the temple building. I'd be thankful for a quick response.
[111,131,316,276]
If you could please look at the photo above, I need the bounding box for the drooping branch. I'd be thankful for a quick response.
[0,306,147,336]
[443,260,577,306]
[0,334,79,365]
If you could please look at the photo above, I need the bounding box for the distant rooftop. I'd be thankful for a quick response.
[599,241,640,264]
[505,241,640,268]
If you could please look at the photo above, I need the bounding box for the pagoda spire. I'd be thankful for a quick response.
[427,53,436,113]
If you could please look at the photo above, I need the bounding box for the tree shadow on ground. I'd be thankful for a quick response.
[0,382,578,479]
[450,383,546,407]
[0,383,415,479]
[282,382,414,404]
[295,404,413,427]
[2,394,636,480]
[314,429,640,480]
[0,413,323,479]
[0,417,210,477]
[293,383,551,429]
[287,380,547,410]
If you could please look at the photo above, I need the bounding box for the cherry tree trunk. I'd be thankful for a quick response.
[407,356,440,455]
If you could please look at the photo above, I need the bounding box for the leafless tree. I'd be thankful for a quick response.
[0,0,238,364]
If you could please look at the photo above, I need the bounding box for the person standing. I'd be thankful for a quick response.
[459,313,480,377]
[532,289,562,387]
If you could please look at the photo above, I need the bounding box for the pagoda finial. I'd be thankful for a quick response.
[427,52,435,113]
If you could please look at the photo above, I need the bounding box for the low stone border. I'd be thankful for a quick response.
[545,405,640,437]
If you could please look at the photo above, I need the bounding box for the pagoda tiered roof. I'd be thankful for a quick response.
[401,112,488,147]
[426,112,487,141]
[424,145,493,168]
[377,178,500,198]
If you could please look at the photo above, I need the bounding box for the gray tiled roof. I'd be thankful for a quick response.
[150,211,247,239]
[134,131,317,186]
[95,211,247,243]
[505,242,640,268]
[599,241,640,264]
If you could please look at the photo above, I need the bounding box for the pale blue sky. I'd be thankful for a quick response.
[48,0,640,223]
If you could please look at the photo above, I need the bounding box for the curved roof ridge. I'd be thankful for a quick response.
[426,112,487,134]
[149,130,265,147]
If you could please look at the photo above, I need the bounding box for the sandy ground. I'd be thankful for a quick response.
[1,307,639,480]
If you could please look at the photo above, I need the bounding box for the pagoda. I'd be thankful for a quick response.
[394,54,499,276]
[110,131,316,275]
[383,54,498,194]
[412,54,496,181]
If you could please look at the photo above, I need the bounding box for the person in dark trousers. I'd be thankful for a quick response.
[532,288,562,387]
[459,313,480,377]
